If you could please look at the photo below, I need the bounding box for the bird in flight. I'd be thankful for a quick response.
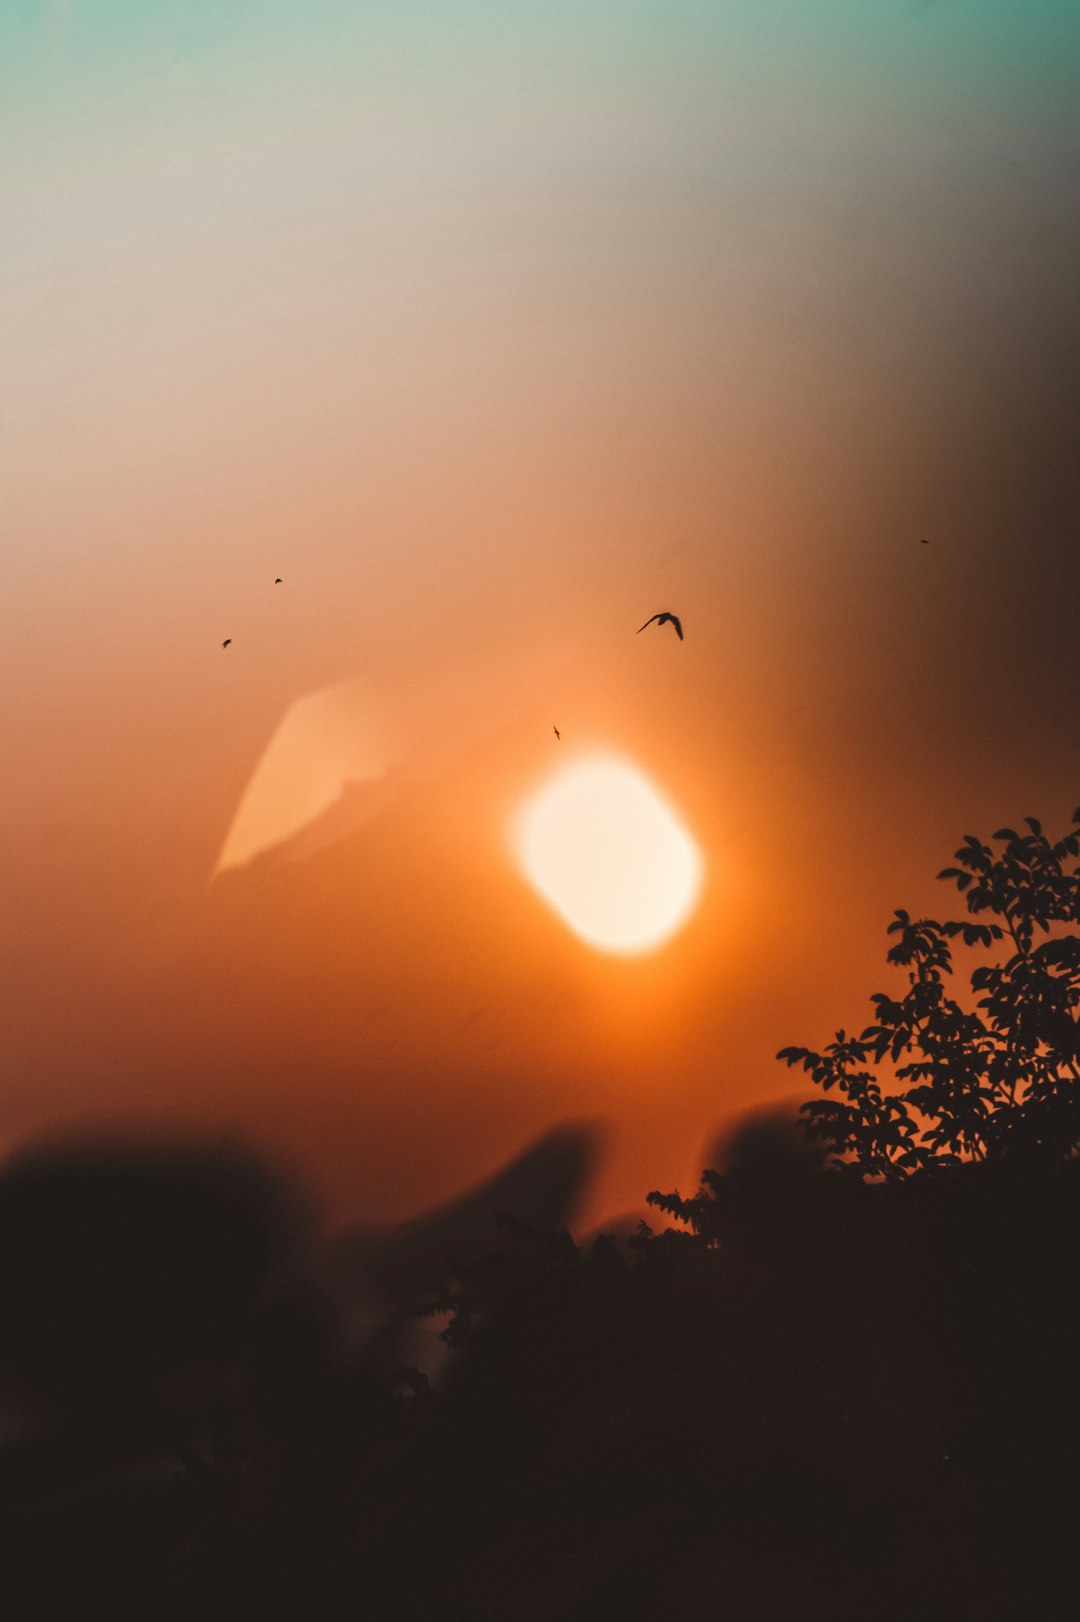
[222,639,232,649]
[275,577,283,583]
[919,538,928,545]
[553,726,561,740]
[638,611,683,640]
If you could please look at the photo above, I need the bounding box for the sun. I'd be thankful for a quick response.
[515,756,704,956]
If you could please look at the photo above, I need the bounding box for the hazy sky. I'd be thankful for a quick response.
[3,0,1079,1228]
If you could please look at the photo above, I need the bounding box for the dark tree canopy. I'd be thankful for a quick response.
[6,811,1080,1620]
[778,807,1080,1178]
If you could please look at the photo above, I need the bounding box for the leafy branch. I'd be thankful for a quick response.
[778,807,1080,1178]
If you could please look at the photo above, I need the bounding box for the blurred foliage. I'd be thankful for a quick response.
[6,808,1080,1618]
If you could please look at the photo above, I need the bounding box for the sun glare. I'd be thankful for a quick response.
[516,756,704,956]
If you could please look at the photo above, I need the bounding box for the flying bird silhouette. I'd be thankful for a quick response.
[221,639,232,649]
[275,577,282,583]
[553,726,560,740]
[638,611,683,640]
[920,538,929,545]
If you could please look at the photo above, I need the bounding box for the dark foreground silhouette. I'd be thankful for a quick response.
[1,807,1079,1619]
[3,1127,1080,1620]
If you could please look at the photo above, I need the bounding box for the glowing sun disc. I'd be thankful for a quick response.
[516,756,704,955]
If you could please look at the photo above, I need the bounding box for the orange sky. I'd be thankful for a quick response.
[3,1,1080,1230]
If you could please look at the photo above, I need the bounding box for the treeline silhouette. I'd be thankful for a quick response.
[1,808,1079,1620]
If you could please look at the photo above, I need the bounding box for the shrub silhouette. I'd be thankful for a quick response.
[777,807,1080,1176]
[6,813,1080,1619]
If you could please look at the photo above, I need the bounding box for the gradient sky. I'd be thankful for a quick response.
[3,0,1079,1229]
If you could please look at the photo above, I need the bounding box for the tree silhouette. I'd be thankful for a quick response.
[8,816,1080,1619]
[778,807,1080,1177]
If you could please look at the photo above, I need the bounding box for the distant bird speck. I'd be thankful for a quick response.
[553,726,561,740]
[222,639,232,649]
[638,611,684,641]
[275,577,282,583]
[920,538,929,545]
